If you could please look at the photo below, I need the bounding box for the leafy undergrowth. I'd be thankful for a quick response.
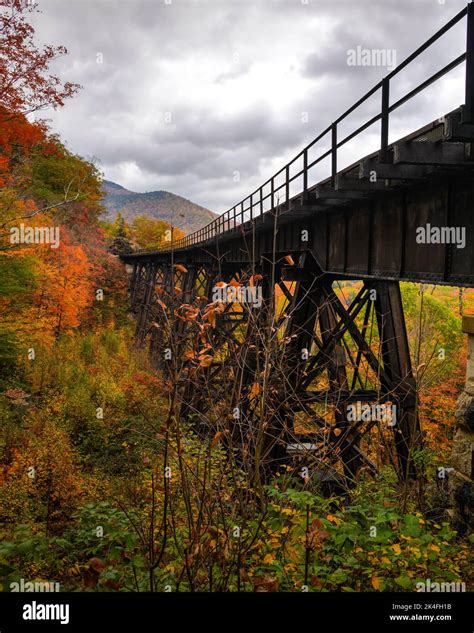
[0,330,472,592]
[0,472,472,592]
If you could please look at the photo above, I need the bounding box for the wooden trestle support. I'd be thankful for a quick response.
[128,251,421,488]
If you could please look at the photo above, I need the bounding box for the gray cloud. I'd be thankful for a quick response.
[33,0,468,215]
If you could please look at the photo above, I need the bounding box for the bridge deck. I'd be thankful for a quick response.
[122,4,474,288]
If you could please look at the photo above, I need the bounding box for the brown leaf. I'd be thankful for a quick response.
[104,578,123,590]
[239,568,250,582]
[89,558,106,573]
[212,431,224,446]
[203,307,216,328]
[174,263,188,273]
[253,575,279,592]
[310,575,324,588]
[3,388,30,400]
[198,355,213,368]
[183,307,199,320]
[249,382,261,400]
[310,518,323,530]
[82,569,99,588]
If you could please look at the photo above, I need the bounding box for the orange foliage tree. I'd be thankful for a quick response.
[31,227,94,337]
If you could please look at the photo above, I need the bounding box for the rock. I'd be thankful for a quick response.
[455,392,474,431]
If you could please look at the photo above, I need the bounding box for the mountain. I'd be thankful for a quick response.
[101,180,217,234]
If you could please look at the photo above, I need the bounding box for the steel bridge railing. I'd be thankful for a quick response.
[149,3,473,254]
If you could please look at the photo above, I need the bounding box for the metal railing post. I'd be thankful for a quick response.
[463,2,474,123]
[331,123,337,186]
[381,77,390,161]
[303,149,308,200]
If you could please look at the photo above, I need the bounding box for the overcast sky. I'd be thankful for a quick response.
[32,0,468,214]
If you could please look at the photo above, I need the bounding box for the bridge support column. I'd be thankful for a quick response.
[130,263,147,313]
[148,263,172,368]
[129,263,140,310]
[135,263,157,342]
[373,281,420,480]
[449,315,474,535]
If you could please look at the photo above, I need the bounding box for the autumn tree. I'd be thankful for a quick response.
[0,0,86,239]
[0,0,80,118]
[105,213,133,255]
[31,227,93,338]
[130,214,185,251]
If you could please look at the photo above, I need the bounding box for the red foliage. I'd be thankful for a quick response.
[0,0,80,117]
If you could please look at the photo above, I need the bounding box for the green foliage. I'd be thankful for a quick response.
[130,214,174,251]
[0,327,20,378]
[401,283,462,385]
[0,525,52,590]
[28,139,104,223]
[102,213,133,255]
[0,255,37,377]
[238,470,470,592]
[19,327,164,477]
[0,255,36,296]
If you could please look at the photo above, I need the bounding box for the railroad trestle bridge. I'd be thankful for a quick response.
[121,5,474,487]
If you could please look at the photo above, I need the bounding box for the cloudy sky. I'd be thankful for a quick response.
[32,0,468,214]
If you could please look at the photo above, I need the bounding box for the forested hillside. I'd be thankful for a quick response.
[102,180,216,234]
